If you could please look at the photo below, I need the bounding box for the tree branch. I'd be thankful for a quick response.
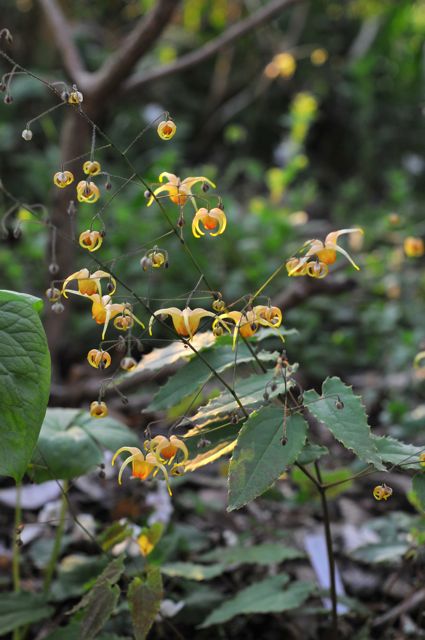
[37,0,88,86]
[90,0,178,101]
[123,0,301,95]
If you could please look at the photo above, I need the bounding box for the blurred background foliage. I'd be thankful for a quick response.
[0,0,425,440]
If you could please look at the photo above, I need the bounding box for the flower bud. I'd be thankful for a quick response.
[46,287,61,302]
[4,94,13,104]
[120,356,137,372]
[51,301,65,314]
[22,128,32,141]
[49,262,59,275]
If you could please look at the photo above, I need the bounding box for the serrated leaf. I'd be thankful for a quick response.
[199,577,314,627]
[50,554,109,602]
[80,582,120,640]
[128,567,163,640]
[372,435,423,470]
[150,346,278,411]
[199,543,304,566]
[0,290,50,481]
[0,592,53,634]
[228,407,308,511]
[303,378,384,470]
[192,369,297,428]
[31,409,138,482]
[69,555,125,615]
[161,562,226,580]
[412,474,425,512]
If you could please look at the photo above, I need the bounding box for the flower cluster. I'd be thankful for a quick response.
[212,305,283,349]
[286,228,363,278]
[112,435,188,495]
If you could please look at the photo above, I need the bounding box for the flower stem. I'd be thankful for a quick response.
[314,461,338,639]
[12,483,22,640]
[43,480,69,594]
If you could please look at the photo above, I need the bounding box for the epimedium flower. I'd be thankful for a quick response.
[90,400,108,418]
[62,268,116,298]
[157,119,176,140]
[286,228,363,277]
[77,180,100,204]
[68,87,83,104]
[373,484,393,501]
[192,207,227,238]
[213,305,282,349]
[140,246,168,270]
[149,306,215,339]
[79,230,103,252]
[83,160,101,176]
[112,446,172,494]
[146,172,216,207]
[87,349,111,370]
[53,170,74,188]
[120,356,137,371]
[404,236,424,258]
[89,295,145,339]
[145,435,189,467]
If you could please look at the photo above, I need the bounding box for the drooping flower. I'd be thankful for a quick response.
[157,119,176,140]
[79,230,103,252]
[87,349,111,369]
[146,173,216,207]
[404,236,424,258]
[62,268,116,298]
[90,400,108,418]
[68,87,83,104]
[146,435,189,467]
[112,446,171,494]
[53,171,74,188]
[192,207,227,238]
[373,484,393,501]
[149,306,215,339]
[120,356,137,371]
[77,180,100,204]
[83,160,101,176]
[141,246,168,270]
[287,228,363,277]
[89,295,145,339]
[213,305,282,349]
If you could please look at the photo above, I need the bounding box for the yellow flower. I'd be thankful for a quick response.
[62,268,116,298]
[79,230,103,252]
[420,453,425,469]
[213,305,282,349]
[83,160,101,176]
[404,236,424,258]
[68,88,83,104]
[141,246,168,270]
[112,446,171,494]
[146,172,216,207]
[192,207,227,238]
[287,228,363,277]
[89,295,145,339]
[310,48,328,66]
[90,401,108,418]
[146,435,189,467]
[149,306,215,339]
[120,356,137,371]
[87,349,111,369]
[157,119,176,140]
[114,316,134,331]
[373,484,393,501]
[53,171,74,188]
[265,52,296,79]
[77,180,100,204]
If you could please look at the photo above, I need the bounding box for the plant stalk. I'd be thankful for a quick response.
[43,480,69,594]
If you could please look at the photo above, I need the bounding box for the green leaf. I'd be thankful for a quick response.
[80,582,120,640]
[200,577,314,627]
[192,368,297,428]
[97,522,134,552]
[412,474,425,512]
[303,378,384,470]
[199,542,304,566]
[0,290,50,481]
[296,442,329,465]
[69,555,125,615]
[228,407,308,511]
[31,409,138,482]
[161,562,226,580]
[50,554,109,602]
[31,409,103,481]
[351,542,409,564]
[150,345,278,411]
[372,435,423,470]
[128,567,163,640]
[0,592,53,635]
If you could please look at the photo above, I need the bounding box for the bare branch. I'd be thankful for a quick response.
[123,0,301,95]
[90,0,178,101]
[37,0,88,86]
